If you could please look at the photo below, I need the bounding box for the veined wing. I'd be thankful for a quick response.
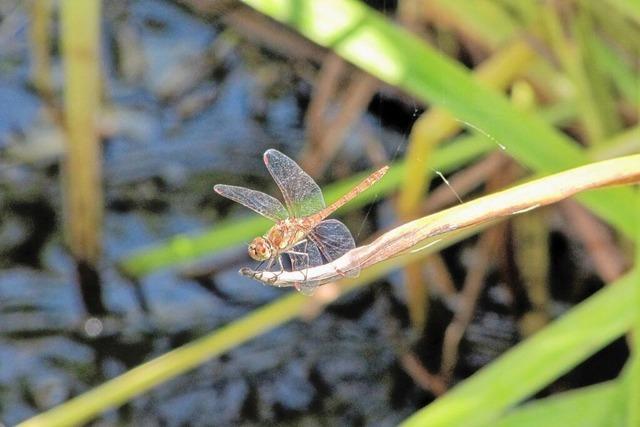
[286,220,358,294]
[287,240,324,295]
[263,149,325,218]
[308,219,357,277]
[214,184,288,222]
[287,240,323,271]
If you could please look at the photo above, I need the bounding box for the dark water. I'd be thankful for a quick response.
[0,1,626,426]
[0,2,413,425]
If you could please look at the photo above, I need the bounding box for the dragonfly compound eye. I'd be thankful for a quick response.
[248,237,271,261]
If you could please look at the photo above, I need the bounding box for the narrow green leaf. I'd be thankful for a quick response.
[591,36,640,110]
[494,381,624,427]
[428,0,518,48]
[602,0,640,25]
[629,192,640,427]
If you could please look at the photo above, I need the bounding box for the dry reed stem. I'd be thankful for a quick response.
[413,152,508,310]
[301,71,379,176]
[401,352,448,396]
[304,53,344,148]
[219,3,326,60]
[424,255,458,299]
[440,161,515,380]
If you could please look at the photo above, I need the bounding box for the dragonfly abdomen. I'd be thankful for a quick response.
[309,165,390,223]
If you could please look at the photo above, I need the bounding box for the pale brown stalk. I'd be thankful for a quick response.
[304,53,344,149]
[440,226,503,381]
[300,70,379,176]
[401,352,448,396]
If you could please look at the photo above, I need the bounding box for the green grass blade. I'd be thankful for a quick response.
[629,192,640,427]
[602,0,640,25]
[494,381,624,427]
[591,36,640,110]
[400,269,639,427]
[574,7,623,138]
[425,0,518,48]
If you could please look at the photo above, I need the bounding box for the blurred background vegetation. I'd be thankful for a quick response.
[0,0,638,425]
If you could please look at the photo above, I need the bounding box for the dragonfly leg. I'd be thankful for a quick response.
[287,239,310,292]
[301,239,309,282]
[252,260,266,281]
[277,256,285,276]
[264,256,286,285]
[259,257,277,284]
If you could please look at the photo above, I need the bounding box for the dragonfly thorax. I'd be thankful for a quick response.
[268,220,308,250]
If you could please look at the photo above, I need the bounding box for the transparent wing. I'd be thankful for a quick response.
[263,149,325,218]
[308,219,357,277]
[286,240,324,295]
[285,219,359,295]
[287,239,324,271]
[214,184,288,222]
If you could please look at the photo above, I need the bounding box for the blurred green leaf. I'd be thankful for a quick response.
[426,0,518,48]
[602,0,640,25]
[493,381,625,427]
[629,193,640,426]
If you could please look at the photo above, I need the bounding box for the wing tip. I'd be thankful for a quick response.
[264,148,296,166]
[263,148,276,163]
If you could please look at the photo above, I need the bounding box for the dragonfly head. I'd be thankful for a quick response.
[248,237,272,261]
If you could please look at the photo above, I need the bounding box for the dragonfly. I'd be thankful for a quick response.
[214,149,389,293]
